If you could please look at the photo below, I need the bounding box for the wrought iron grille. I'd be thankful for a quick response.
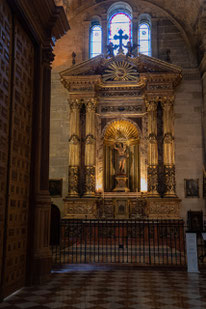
[51,219,186,266]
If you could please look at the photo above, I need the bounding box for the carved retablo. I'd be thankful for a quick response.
[61,52,182,219]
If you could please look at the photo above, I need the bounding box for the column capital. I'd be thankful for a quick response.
[145,99,158,112]
[69,98,82,111]
[163,132,174,144]
[85,98,97,112]
[160,96,175,109]
[148,133,157,143]
[69,134,80,145]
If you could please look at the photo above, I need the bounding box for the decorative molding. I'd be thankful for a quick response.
[148,166,158,194]
[69,134,80,144]
[68,166,79,196]
[164,165,176,196]
[85,134,96,144]
[85,166,95,195]
[69,98,81,110]
[102,60,140,82]
[101,105,143,113]
[148,199,180,219]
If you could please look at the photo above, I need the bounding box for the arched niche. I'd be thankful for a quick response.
[103,119,140,192]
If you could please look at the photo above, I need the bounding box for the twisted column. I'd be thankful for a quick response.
[146,99,159,196]
[68,99,81,196]
[161,96,176,196]
[84,98,97,196]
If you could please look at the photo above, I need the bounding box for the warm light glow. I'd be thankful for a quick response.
[141,177,147,192]
[104,119,139,146]
[96,175,103,192]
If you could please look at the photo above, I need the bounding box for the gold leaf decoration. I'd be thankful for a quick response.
[102,61,139,82]
[104,120,139,146]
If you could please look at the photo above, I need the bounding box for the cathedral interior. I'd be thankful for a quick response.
[1,0,206,307]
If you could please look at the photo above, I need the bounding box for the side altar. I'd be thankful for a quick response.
[60,48,182,219]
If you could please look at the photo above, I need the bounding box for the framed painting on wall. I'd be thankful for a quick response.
[49,179,63,197]
[184,179,199,198]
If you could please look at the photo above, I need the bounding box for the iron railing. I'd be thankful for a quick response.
[52,219,187,266]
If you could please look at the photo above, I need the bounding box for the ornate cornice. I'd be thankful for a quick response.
[60,54,182,96]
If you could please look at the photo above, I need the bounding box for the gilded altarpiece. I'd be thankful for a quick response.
[61,54,182,220]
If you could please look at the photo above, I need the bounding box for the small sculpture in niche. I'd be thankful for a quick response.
[114,142,129,174]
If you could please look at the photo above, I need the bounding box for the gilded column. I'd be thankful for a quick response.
[146,99,159,196]
[161,96,176,196]
[84,98,97,196]
[68,99,81,196]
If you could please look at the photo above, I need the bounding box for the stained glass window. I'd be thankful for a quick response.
[90,25,102,58]
[109,13,132,55]
[138,22,151,56]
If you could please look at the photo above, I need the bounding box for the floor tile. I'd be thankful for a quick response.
[1,266,206,309]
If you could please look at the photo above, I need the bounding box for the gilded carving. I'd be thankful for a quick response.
[148,133,157,143]
[145,100,158,112]
[69,134,80,144]
[68,166,79,195]
[164,132,174,143]
[148,199,180,219]
[101,105,143,113]
[102,60,139,82]
[85,134,96,144]
[130,199,147,218]
[161,96,174,109]
[69,98,81,111]
[60,53,182,219]
[85,166,95,195]
[85,98,97,111]
[148,166,158,194]
[164,165,176,196]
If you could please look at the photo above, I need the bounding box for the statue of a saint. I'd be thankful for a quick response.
[114,142,129,174]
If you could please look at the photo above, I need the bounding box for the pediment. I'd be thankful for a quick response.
[60,53,182,79]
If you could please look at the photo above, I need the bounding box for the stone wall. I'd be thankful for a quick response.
[175,71,204,219]
[50,72,70,214]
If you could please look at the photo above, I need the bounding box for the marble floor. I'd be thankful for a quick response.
[1,265,206,309]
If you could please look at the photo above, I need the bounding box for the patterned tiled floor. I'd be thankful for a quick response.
[1,265,206,309]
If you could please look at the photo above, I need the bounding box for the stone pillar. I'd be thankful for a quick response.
[68,99,81,196]
[133,13,138,56]
[146,99,159,196]
[84,98,97,196]
[101,14,107,55]
[161,96,176,196]
[28,47,54,285]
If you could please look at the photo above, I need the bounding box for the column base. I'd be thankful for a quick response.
[84,192,96,197]
[67,192,79,198]
[164,192,177,198]
[147,191,160,197]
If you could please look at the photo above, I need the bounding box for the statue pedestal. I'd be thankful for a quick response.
[113,174,130,192]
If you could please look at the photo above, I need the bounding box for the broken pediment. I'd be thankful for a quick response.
[61,53,182,77]
[60,53,182,96]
